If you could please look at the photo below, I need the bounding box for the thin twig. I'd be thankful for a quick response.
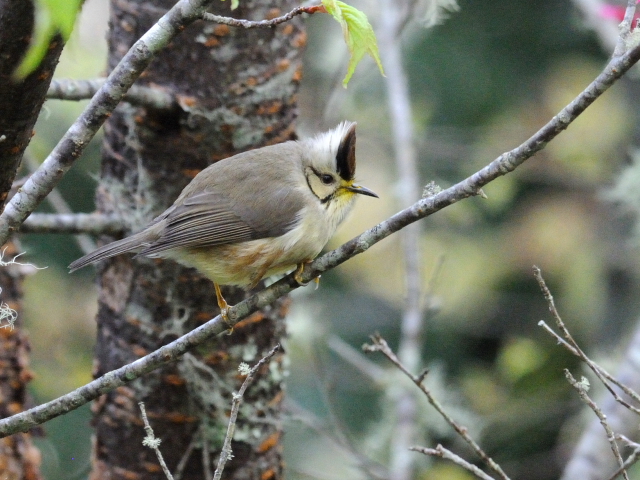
[564,370,629,480]
[212,344,281,480]
[3,44,640,436]
[139,402,175,480]
[411,445,496,480]
[286,399,389,480]
[534,267,640,414]
[203,428,212,480]
[613,0,639,57]
[605,435,640,480]
[21,155,97,253]
[202,5,325,28]
[173,426,200,480]
[363,334,510,480]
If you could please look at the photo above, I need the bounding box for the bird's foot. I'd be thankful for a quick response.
[294,262,320,289]
[214,283,234,334]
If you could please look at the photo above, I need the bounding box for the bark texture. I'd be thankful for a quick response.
[0,0,65,212]
[0,241,42,480]
[0,2,63,477]
[91,1,304,479]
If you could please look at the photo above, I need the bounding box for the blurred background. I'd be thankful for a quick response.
[19,0,640,479]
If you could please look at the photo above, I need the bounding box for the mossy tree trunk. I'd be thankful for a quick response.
[90,1,304,479]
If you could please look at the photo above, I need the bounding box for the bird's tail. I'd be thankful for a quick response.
[68,231,150,272]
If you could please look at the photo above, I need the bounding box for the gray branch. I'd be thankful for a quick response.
[47,79,179,111]
[0,0,215,247]
[202,4,325,28]
[20,213,123,235]
[1,33,640,439]
[378,1,424,479]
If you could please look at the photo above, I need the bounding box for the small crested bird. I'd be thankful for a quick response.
[69,121,378,317]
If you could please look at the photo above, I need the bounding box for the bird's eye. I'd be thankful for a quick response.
[320,174,334,185]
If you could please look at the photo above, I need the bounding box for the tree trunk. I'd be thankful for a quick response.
[90,1,304,479]
[0,240,42,480]
[0,0,65,211]
[0,2,64,477]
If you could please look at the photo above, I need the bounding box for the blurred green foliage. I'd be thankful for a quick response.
[15,0,83,78]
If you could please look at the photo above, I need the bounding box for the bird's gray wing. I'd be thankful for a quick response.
[138,188,303,256]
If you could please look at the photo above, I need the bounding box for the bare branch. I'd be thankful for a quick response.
[411,445,496,480]
[534,267,640,414]
[614,0,639,57]
[48,79,180,111]
[20,213,123,236]
[2,44,640,436]
[139,402,174,480]
[564,370,629,480]
[202,5,325,29]
[213,344,281,480]
[606,436,640,480]
[363,335,510,480]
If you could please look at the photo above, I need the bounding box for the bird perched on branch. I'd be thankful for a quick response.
[69,121,378,318]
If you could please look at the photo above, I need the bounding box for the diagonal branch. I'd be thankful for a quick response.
[1,41,640,438]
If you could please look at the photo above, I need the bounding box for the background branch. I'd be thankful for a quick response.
[20,213,123,236]
[47,78,180,111]
[378,0,424,478]
[363,335,510,480]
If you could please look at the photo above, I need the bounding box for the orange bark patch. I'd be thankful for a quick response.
[132,344,148,358]
[261,469,277,480]
[276,59,290,72]
[177,95,198,108]
[214,24,230,36]
[292,65,303,83]
[256,101,283,115]
[204,350,230,364]
[233,311,265,330]
[291,31,307,48]
[165,412,198,423]
[143,462,161,473]
[163,374,185,386]
[257,431,281,452]
[204,36,220,47]
[181,169,202,179]
[266,8,282,19]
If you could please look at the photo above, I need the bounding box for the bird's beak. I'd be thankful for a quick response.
[346,184,379,198]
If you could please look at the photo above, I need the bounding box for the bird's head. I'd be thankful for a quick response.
[302,122,378,213]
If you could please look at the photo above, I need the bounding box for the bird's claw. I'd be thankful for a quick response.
[294,262,321,289]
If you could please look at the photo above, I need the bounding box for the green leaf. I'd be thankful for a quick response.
[219,0,240,10]
[14,0,82,79]
[322,0,385,87]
